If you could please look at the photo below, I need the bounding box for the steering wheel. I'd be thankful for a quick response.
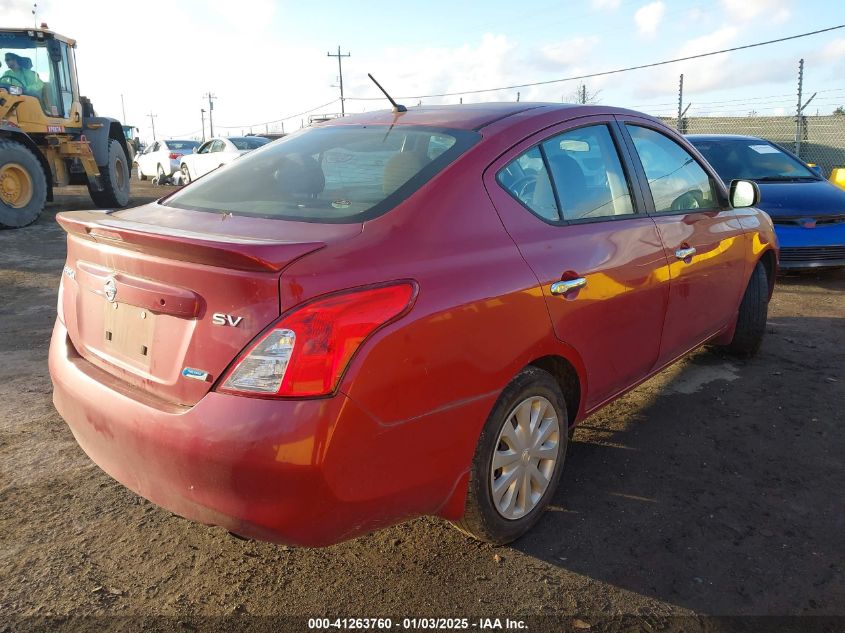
[670,190,704,211]
[0,76,25,90]
[510,176,537,203]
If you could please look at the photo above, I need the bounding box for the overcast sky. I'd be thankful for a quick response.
[3,0,845,141]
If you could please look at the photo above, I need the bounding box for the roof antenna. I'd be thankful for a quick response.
[368,73,407,113]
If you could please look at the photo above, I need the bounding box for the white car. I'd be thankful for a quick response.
[179,136,271,183]
[134,139,201,181]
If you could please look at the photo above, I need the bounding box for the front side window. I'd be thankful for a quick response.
[0,32,66,117]
[627,125,716,213]
[164,125,478,222]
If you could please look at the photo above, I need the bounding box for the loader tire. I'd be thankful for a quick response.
[89,139,130,208]
[0,139,47,229]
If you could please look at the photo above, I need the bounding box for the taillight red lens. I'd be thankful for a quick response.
[168,152,180,160]
[218,282,416,398]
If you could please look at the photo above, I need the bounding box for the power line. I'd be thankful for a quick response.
[213,99,341,130]
[346,24,845,101]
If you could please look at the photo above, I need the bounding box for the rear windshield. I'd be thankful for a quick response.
[690,139,819,182]
[163,125,479,222]
[230,137,271,150]
[166,140,200,151]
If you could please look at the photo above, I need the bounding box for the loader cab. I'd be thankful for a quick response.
[0,28,81,127]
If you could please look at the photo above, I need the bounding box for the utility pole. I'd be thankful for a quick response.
[516,92,520,102]
[204,92,216,138]
[147,111,157,141]
[32,3,37,28]
[580,84,587,105]
[120,94,126,122]
[200,108,206,141]
[327,46,350,116]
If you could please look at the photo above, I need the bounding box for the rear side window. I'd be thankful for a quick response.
[627,125,716,213]
[164,125,478,223]
[497,124,635,222]
[497,147,558,221]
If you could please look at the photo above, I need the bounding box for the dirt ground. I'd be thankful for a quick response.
[0,182,843,632]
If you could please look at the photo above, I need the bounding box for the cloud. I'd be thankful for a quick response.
[592,0,622,9]
[532,37,600,72]
[721,0,790,23]
[635,2,666,38]
[1,0,39,26]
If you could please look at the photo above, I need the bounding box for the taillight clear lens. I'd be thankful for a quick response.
[222,329,295,393]
[218,282,415,398]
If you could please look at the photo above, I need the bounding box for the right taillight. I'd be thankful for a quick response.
[218,282,416,398]
[169,152,180,160]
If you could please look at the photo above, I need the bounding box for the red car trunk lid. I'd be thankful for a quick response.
[57,207,361,406]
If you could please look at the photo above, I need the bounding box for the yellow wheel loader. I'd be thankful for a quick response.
[0,27,131,228]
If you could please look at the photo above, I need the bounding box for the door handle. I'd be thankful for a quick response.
[550,277,587,295]
[675,247,696,260]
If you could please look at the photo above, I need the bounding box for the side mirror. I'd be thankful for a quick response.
[807,164,822,177]
[730,179,759,208]
[192,147,198,153]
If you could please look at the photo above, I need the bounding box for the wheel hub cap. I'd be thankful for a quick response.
[0,163,33,209]
[490,395,560,520]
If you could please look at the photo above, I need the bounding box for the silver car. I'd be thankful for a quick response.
[134,139,200,180]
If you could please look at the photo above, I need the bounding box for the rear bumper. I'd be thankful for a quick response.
[49,321,472,546]
[774,223,845,269]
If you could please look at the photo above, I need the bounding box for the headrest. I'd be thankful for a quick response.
[383,152,425,195]
[274,153,325,195]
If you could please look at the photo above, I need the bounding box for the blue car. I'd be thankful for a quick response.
[688,134,845,270]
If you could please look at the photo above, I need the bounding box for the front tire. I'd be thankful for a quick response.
[720,260,769,357]
[181,164,192,184]
[89,139,130,208]
[135,162,146,181]
[453,366,569,544]
[0,139,48,229]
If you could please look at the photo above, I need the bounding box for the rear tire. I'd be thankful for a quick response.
[719,260,769,357]
[181,164,192,184]
[89,139,130,208]
[453,366,569,544]
[0,139,47,229]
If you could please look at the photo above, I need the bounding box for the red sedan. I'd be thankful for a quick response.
[49,103,777,546]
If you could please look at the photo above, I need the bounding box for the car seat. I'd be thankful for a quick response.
[383,152,425,195]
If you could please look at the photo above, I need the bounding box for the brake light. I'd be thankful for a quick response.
[218,282,416,397]
[168,152,180,160]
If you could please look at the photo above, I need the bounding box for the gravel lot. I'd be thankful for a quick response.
[1,182,843,632]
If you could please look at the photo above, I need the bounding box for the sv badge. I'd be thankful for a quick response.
[212,313,244,327]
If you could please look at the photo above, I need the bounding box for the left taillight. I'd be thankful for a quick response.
[168,152,180,160]
[217,282,416,398]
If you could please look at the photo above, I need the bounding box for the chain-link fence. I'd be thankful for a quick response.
[657,114,845,177]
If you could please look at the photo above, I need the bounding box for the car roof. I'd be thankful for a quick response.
[321,102,646,131]
[686,134,769,142]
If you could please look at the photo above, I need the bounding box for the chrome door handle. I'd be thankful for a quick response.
[675,247,696,260]
[550,278,587,295]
